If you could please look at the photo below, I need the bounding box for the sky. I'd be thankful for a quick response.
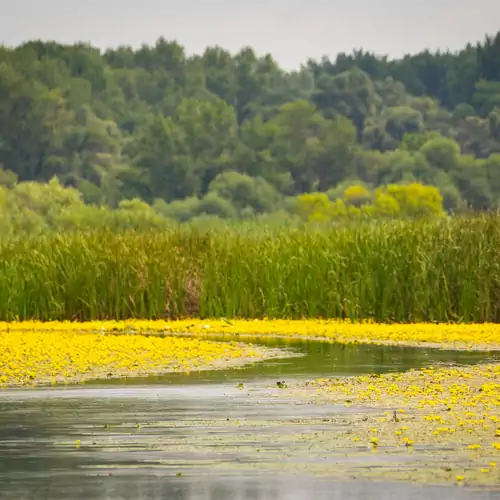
[1,0,500,69]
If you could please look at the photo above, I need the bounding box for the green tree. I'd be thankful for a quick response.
[208,171,281,213]
[384,106,424,141]
[313,68,378,132]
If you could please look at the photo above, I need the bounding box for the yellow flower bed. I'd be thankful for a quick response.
[0,329,264,387]
[1,319,499,350]
[2,319,499,388]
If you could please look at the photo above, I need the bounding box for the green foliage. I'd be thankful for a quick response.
[0,31,500,220]
[420,137,461,171]
[208,171,281,213]
[0,168,17,188]
[0,178,175,236]
[384,106,425,141]
[153,197,200,222]
[2,215,500,322]
[197,192,237,219]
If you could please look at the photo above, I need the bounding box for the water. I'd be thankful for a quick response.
[89,335,500,386]
[0,337,499,500]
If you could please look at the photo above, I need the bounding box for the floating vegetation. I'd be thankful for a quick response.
[0,329,274,387]
[52,362,500,487]
[281,362,500,485]
[2,319,500,350]
[3,319,500,486]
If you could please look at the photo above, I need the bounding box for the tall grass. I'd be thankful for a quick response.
[1,215,500,322]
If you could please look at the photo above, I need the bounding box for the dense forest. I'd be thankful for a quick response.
[1,30,500,233]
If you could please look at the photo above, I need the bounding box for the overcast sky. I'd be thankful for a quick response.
[1,0,499,69]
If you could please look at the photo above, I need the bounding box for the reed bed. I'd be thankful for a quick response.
[1,215,500,322]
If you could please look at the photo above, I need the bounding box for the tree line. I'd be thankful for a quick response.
[1,30,500,231]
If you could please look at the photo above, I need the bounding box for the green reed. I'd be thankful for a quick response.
[1,215,500,322]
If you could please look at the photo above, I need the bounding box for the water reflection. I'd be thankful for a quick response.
[2,472,499,500]
[90,335,500,386]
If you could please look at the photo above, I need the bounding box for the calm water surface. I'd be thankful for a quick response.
[1,336,499,500]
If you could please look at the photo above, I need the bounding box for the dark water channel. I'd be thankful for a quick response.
[1,336,499,500]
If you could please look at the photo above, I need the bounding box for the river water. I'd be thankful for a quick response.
[1,336,499,500]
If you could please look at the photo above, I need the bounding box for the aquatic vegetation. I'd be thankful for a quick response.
[2,215,500,322]
[6,318,494,485]
[0,330,270,387]
[48,361,500,488]
[2,318,500,350]
[291,362,500,484]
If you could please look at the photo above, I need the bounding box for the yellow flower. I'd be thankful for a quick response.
[0,326,266,386]
[3,319,500,350]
